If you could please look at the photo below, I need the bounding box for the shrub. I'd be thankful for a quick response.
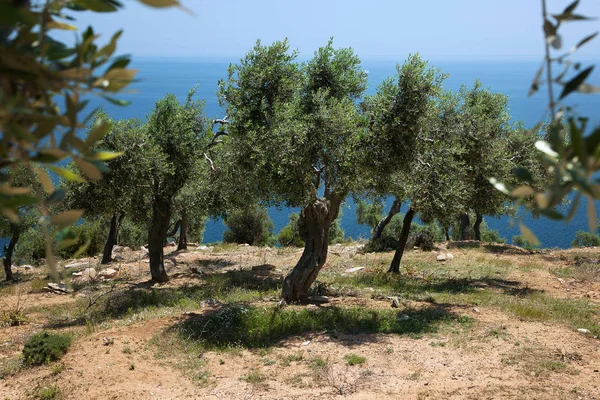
[512,235,537,250]
[223,206,274,246]
[571,231,600,248]
[119,218,148,248]
[22,332,72,366]
[480,220,506,243]
[58,218,107,259]
[277,213,304,247]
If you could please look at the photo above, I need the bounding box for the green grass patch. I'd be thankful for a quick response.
[344,353,366,366]
[171,303,464,349]
[326,269,600,336]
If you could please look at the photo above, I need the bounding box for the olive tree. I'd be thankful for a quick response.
[218,39,367,302]
[145,89,211,282]
[65,113,152,264]
[359,55,456,272]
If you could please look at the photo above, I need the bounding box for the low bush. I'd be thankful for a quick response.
[223,206,274,246]
[22,332,72,366]
[571,231,600,248]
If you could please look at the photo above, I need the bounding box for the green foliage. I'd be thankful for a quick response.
[14,225,48,264]
[0,0,177,263]
[480,221,506,244]
[497,1,600,239]
[223,206,274,246]
[118,218,148,248]
[512,235,537,250]
[277,213,304,247]
[22,332,72,367]
[355,200,385,231]
[28,384,62,400]
[571,231,600,248]
[328,218,346,245]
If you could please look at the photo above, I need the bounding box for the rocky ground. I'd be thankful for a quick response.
[1,241,599,399]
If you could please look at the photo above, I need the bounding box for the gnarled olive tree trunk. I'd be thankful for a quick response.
[2,225,19,281]
[372,198,401,241]
[388,207,415,274]
[148,195,171,282]
[282,195,342,303]
[177,209,188,251]
[473,213,483,241]
[460,212,471,240]
[101,213,125,264]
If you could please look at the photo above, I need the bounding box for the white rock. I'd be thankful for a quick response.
[445,253,455,260]
[99,268,118,278]
[436,254,447,261]
[472,307,480,313]
[45,282,73,294]
[112,246,130,254]
[140,246,149,254]
[577,328,590,334]
[81,268,98,279]
[398,314,410,321]
[65,262,88,269]
[21,264,34,270]
[198,245,210,251]
[302,340,311,346]
[345,267,365,273]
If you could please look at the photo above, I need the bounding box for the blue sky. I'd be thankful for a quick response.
[60,0,600,60]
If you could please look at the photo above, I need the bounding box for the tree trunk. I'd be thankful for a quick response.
[164,219,181,246]
[148,196,171,282]
[388,208,415,274]
[444,227,450,241]
[473,213,483,241]
[101,213,125,264]
[460,212,471,240]
[281,195,342,303]
[2,225,19,281]
[177,210,188,251]
[372,198,401,241]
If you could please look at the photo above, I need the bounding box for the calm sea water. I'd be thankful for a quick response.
[72,57,600,248]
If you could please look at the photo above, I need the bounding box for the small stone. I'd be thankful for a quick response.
[445,253,455,260]
[577,328,590,334]
[391,297,400,308]
[65,262,88,269]
[252,264,275,271]
[302,340,311,346]
[45,282,73,294]
[102,337,114,346]
[198,245,210,251]
[398,314,410,321]
[472,307,480,313]
[140,245,149,254]
[308,296,330,304]
[81,268,98,280]
[278,299,287,308]
[436,254,447,261]
[99,268,118,278]
[21,264,34,270]
[557,277,566,284]
[112,246,130,254]
[345,267,365,273]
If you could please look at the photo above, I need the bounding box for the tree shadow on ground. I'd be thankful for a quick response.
[337,272,543,298]
[168,302,465,349]
[44,270,283,329]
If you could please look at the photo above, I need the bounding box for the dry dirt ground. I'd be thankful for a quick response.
[1,242,600,399]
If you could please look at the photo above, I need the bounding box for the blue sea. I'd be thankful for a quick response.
[80,57,600,248]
